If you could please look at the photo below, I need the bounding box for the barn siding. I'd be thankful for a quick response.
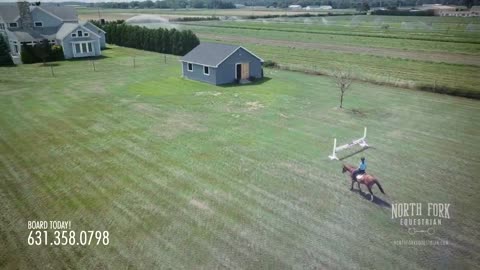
[216,48,262,85]
[182,62,217,85]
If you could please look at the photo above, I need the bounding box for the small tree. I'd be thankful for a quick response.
[0,35,14,66]
[32,39,51,65]
[333,68,353,109]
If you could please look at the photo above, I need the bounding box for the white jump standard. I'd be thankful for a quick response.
[328,127,369,160]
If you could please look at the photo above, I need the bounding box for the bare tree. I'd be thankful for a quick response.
[333,68,353,109]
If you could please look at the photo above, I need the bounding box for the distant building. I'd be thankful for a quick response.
[0,2,106,64]
[181,43,264,85]
[288,5,302,9]
[438,6,480,17]
[306,5,333,10]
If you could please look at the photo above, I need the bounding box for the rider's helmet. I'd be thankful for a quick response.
[361,157,365,161]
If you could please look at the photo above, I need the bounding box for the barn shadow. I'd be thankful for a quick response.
[351,189,391,208]
[219,77,272,88]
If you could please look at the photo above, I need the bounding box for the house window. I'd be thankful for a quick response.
[187,63,193,72]
[203,66,210,75]
[71,33,77,37]
[9,22,18,28]
[0,23,5,30]
[77,30,83,37]
[74,42,94,54]
[84,32,89,37]
[34,21,43,27]
[13,44,18,54]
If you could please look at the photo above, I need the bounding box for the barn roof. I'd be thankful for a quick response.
[181,42,263,68]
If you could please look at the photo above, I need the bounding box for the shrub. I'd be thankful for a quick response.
[0,35,13,66]
[263,60,278,68]
[50,45,64,61]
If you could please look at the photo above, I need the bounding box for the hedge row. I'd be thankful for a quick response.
[91,21,200,56]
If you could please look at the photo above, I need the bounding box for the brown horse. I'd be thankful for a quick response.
[342,164,385,200]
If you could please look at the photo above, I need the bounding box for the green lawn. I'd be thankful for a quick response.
[1,46,479,269]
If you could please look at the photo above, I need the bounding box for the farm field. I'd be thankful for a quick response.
[1,46,479,269]
[109,12,480,96]
[77,7,357,21]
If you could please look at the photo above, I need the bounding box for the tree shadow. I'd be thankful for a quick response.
[218,77,272,88]
[339,146,375,161]
[350,188,391,208]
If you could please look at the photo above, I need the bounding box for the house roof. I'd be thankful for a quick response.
[0,3,20,22]
[181,42,263,68]
[80,21,106,33]
[0,3,77,23]
[8,27,58,42]
[56,23,100,40]
[39,5,78,22]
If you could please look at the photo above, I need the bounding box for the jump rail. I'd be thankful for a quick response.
[328,127,369,160]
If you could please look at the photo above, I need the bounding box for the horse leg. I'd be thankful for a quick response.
[367,186,374,201]
[357,182,362,193]
[351,180,354,190]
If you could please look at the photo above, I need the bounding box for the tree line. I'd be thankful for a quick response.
[91,21,200,56]
[90,0,235,9]
[85,0,478,10]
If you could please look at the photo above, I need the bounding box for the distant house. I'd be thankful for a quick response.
[306,5,332,10]
[0,2,106,64]
[288,5,302,9]
[180,43,264,85]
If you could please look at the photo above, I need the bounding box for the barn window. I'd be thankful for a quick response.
[187,63,193,72]
[203,66,209,75]
[34,21,43,27]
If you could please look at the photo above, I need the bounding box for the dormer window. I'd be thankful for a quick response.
[71,33,77,37]
[77,30,82,37]
[84,32,89,37]
[9,22,18,28]
[34,21,43,27]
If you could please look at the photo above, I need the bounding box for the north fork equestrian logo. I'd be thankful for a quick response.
[391,203,450,235]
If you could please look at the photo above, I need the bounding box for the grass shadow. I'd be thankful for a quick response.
[351,188,391,208]
[338,146,374,161]
[218,77,272,88]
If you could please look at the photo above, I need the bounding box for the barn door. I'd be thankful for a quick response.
[241,63,249,79]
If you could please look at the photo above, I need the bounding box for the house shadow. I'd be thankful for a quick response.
[351,188,391,208]
[66,55,110,62]
[43,63,61,67]
[218,77,272,88]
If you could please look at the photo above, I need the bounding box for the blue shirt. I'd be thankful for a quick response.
[359,161,366,171]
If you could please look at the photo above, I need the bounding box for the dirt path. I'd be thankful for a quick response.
[198,33,480,66]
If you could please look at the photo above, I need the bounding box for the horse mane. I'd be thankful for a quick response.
[343,164,356,171]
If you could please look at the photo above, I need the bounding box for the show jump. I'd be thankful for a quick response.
[328,127,369,160]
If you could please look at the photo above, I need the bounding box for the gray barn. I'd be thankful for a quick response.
[180,43,264,85]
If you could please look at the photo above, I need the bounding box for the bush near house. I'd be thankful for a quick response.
[0,35,14,66]
[90,20,200,56]
[21,42,65,64]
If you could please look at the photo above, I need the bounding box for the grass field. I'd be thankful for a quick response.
[1,46,479,269]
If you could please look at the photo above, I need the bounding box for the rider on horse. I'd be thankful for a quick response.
[352,157,366,181]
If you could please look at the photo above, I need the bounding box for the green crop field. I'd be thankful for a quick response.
[1,46,479,269]
[175,16,480,96]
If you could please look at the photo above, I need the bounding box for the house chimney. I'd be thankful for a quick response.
[17,1,34,30]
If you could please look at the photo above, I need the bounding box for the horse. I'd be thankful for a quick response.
[342,164,385,201]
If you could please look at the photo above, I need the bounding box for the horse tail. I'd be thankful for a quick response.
[373,180,385,194]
